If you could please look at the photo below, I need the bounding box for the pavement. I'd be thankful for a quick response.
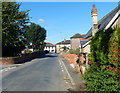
[60,56,86,91]
[1,53,86,92]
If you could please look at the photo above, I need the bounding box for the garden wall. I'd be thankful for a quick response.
[61,52,78,64]
[0,52,45,64]
[61,52,79,69]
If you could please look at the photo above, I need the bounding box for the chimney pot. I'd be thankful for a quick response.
[92,4,96,8]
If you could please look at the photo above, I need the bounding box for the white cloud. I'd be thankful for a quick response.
[38,19,45,22]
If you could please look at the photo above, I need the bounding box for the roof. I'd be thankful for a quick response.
[80,40,90,47]
[45,42,56,47]
[84,6,119,38]
[70,33,85,39]
[56,40,70,45]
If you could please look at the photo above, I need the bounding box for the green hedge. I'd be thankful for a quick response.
[108,28,120,69]
[83,27,120,92]
[84,63,120,92]
[69,48,80,55]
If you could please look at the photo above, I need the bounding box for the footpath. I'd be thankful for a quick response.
[61,57,87,91]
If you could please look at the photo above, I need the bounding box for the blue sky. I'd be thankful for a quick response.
[19,2,118,44]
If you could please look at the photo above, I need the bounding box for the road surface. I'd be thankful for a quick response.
[2,53,70,91]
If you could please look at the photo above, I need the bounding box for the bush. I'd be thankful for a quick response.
[83,65,120,92]
[84,27,120,92]
[69,48,80,55]
[108,28,120,69]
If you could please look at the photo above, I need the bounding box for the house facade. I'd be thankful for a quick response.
[81,4,120,55]
[44,43,56,53]
[56,40,71,53]
[70,33,85,50]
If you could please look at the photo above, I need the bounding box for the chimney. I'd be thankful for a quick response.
[91,4,98,36]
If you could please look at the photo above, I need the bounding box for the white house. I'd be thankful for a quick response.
[56,40,71,53]
[44,43,56,53]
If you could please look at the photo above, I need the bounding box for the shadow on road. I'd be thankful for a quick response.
[15,53,58,65]
[38,53,58,58]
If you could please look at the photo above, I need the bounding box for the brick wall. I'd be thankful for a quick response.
[61,52,88,74]
[61,52,78,64]
[0,52,45,64]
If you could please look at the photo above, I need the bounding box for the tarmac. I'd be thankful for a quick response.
[1,54,87,91]
[61,57,87,91]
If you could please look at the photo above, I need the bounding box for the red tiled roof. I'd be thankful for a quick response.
[45,42,56,47]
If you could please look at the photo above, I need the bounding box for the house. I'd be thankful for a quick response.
[70,33,86,50]
[44,42,56,53]
[56,39,71,53]
[81,4,120,55]
[75,4,120,74]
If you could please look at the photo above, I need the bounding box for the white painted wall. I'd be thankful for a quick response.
[44,46,56,53]
[56,44,71,53]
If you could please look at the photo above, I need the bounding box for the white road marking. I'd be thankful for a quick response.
[59,59,75,85]
[60,59,75,85]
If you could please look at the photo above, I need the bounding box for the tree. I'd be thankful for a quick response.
[25,23,46,51]
[2,2,30,56]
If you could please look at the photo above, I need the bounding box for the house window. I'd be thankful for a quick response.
[98,24,101,29]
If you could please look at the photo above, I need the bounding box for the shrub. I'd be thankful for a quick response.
[83,64,120,92]
[69,48,80,55]
[84,27,120,92]
[108,28,120,69]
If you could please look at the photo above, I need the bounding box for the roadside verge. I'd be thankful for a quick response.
[59,55,86,91]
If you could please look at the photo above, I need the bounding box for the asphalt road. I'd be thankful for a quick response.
[2,53,69,91]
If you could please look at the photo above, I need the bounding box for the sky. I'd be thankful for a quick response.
[19,2,118,44]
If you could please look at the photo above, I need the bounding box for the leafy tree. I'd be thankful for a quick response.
[25,23,46,51]
[2,2,30,56]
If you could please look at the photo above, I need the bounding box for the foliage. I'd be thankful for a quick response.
[2,2,47,57]
[63,46,67,51]
[2,2,29,56]
[90,28,114,65]
[84,27,120,92]
[83,63,120,92]
[108,28,120,69]
[69,48,80,55]
[25,23,46,51]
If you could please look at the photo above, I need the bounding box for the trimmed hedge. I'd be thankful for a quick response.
[83,27,120,92]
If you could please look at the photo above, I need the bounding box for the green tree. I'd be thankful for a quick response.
[25,23,46,51]
[2,2,30,56]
